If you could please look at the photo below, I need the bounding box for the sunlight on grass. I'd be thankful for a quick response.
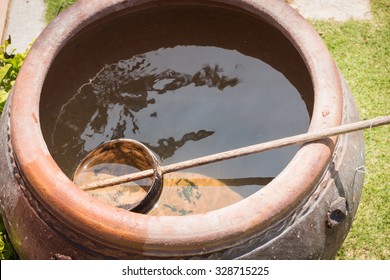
[44,0,77,22]
[312,0,389,259]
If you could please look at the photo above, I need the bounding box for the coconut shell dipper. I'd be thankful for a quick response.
[73,115,390,213]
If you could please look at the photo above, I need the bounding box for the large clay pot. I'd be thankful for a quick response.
[0,0,364,259]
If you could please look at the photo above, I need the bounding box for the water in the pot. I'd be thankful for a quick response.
[41,5,311,216]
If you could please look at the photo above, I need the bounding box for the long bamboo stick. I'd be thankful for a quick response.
[80,115,390,191]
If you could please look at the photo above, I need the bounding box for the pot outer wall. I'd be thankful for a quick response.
[0,72,364,260]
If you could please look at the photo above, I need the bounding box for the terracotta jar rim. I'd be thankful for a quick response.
[10,0,342,256]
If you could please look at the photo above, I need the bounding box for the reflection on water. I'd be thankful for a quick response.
[48,45,310,215]
[51,48,239,175]
[146,130,215,160]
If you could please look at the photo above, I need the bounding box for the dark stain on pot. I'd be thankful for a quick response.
[32,113,38,124]
[40,5,313,214]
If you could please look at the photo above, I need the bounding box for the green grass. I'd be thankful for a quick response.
[44,0,76,22]
[311,0,389,259]
[0,217,18,259]
[0,0,388,259]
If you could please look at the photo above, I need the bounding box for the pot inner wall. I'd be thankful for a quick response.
[40,5,313,216]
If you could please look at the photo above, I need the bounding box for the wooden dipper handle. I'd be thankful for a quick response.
[80,115,390,191]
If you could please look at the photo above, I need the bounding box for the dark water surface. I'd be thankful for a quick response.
[40,5,311,214]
